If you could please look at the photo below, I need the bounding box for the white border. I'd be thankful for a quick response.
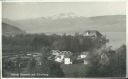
[1,0,127,2]
[0,0,127,79]
[126,1,127,78]
[0,1,2,79]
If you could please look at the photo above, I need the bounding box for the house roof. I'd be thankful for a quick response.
[84,30,103,37]
[51,50,72,58]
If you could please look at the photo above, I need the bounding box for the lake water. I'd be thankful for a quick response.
[102,32,126,50]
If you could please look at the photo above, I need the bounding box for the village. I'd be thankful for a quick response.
[2,30,121,77]
[3,30,109,66]
[3,30,106,64]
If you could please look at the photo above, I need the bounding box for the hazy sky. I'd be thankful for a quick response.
[2,2,126,20]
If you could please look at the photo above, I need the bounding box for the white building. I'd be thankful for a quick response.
[64,58,72,64]
[77,52,89,65]
[84,30,102,38]
[77,52,88,59]
[50,50,73,64]
[80,54,87,59]
[55,55,64,62]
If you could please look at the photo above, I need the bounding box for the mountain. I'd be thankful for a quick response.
[13,14,126,34]
[2,21,25,37]
[50,12,78,19]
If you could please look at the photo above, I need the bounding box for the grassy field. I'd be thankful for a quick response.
[61,64,89,77]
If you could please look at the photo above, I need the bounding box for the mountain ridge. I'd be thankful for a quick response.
[3,14,126,34]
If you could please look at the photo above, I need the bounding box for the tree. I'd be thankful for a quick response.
[27,57,37,77]
[115,45,126,77]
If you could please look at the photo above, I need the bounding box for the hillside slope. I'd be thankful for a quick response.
[2,22,25,36]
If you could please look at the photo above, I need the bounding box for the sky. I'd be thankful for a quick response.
[2,2,126,20]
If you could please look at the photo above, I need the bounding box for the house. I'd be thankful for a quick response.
[55,54,64,63]
[77,52,89,65]
[49,50,73,64]
[79,54,87,59]
[50,50,63,62]
[64,58,72,64]
[51,50,60,56]
[63,51,72,64]
[77,52,88,59]
[84,30,103,38]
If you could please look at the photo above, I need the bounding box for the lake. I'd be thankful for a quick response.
[102,32,126,50]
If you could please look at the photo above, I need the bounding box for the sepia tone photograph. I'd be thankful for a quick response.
[2,2,126,78]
